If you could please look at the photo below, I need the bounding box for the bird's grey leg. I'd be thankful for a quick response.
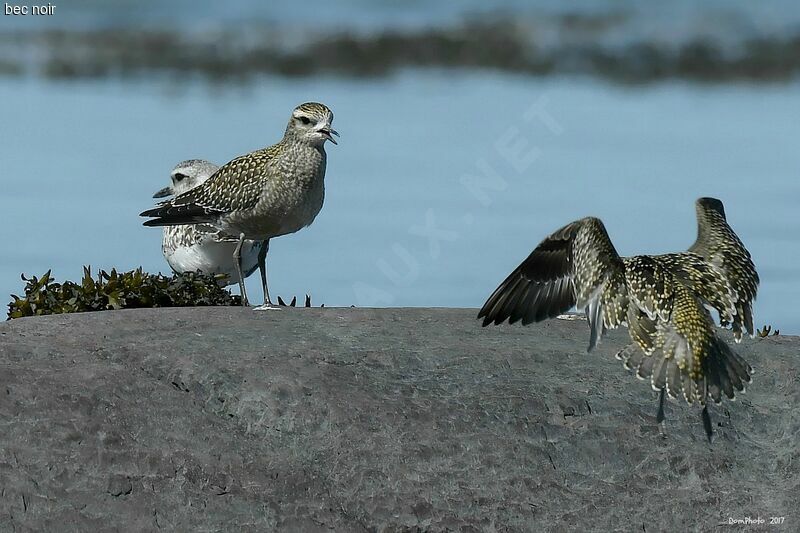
[233,232,249,307]
[701,405,714,443]
[254,239,280,311]
[259,239,270,304]
[656,388,666,424]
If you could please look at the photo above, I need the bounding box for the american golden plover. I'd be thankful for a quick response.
[619,197,759,430]
[478,210,756,442]
[140,102,339,309]
[152,159,262,286]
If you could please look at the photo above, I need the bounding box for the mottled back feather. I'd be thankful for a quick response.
[142,146,280,226]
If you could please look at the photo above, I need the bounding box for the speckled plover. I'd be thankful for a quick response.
[478,211,756,442]
[141,103,338,309]
[152,159,262,288]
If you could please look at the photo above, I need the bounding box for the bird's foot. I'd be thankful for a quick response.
[253,302,282,311]
[556,313,586,321]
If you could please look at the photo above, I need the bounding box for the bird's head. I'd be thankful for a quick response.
[286,102,339,147]
[696,197,727,221]
[153,159,220,198]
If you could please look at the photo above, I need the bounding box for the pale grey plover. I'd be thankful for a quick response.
[152,159,262,288]
[141,102,338,309]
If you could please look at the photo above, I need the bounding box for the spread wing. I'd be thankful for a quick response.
[689,198,759,339]
[478,217,628,351]
[140,146,279,227]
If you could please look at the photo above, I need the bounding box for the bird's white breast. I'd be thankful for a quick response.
[162,226,261,285]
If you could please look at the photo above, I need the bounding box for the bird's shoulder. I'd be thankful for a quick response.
[172,144,283,212]
[622,255,673,321]
[207,146,281,189]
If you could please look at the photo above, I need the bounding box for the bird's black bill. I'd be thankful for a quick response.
[321,128,339,144]
[152,186,173,199]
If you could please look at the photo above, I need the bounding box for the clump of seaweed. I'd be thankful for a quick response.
[7,266,241,319]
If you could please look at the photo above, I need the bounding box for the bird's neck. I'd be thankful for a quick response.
[280,137,326,161]
[280,132,326,155]
[272,138,327,186]
[691,210,724,251]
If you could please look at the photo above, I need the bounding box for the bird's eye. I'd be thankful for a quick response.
[174,173,186,181]
[299,116,311,125]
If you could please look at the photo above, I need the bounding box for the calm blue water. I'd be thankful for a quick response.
[3,0,798,36]
[1,73,798,332]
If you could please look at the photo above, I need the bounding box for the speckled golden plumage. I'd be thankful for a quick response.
[141,103,336,241]
[688,197,759,341]
[618,277,751,406]
[140,102,338,308]
[479,202,757,441]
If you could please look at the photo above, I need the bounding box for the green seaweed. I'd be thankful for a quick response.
[7,266,241,319]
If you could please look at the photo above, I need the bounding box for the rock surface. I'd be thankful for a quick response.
[0,307,797,531]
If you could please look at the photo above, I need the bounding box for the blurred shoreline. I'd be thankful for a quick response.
[2,14,799,84]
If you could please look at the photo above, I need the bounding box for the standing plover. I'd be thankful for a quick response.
[141,102,338,309]
[478,215,753,441]
[152,159,262,287]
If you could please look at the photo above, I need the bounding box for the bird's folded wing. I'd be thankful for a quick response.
[626,306,658,355]
[716,239,759,339]
[622,255,674,322]
[140,148,277,226]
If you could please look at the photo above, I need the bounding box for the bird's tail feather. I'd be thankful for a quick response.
[702,336,752,404]
[615,334,751,406]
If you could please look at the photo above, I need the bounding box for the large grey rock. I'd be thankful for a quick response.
[0,308,796,531]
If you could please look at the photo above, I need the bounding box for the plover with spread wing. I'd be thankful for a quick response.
[141,102,338,309]
[617,197,759,429]
[152,159,262,287]
[478,213,755,441]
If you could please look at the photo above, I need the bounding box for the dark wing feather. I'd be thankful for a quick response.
[140,146,278,227]
[702,337,752,403]
[140,202,223,226]
[478,217,628,352]
[478,219,580,326]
